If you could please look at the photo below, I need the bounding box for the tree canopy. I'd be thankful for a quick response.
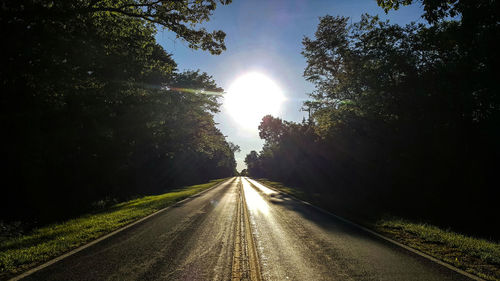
[0,0,237,223]
[246,0,499,238]
[0,0,230,55]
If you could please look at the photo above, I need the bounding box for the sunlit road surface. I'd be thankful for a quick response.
[20,177,473,281]
[241,178,471,281]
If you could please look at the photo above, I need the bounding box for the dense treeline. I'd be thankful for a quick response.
[246,0,499,238]
[0,0,237,224]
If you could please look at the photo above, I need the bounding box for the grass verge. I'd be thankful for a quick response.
[375,219,500,280]
[257,178,500,281]
[0,178,229,280]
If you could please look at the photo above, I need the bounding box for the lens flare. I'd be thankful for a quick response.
[224,72,285,130]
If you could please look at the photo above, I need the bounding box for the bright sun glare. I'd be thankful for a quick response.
[224,72,285,130]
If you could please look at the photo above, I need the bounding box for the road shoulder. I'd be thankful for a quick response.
[3,178,234,281]
[249,178,493,281]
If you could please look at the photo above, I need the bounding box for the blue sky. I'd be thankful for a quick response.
[155,0,424,171]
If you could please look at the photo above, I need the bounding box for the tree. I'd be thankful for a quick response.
[250,4,499,238]
[0,0,230,55]
[0,0,237,224]
[377,0,499,25]
[258,115,287,147]
[229,142,241,154]
[244,151,261,177]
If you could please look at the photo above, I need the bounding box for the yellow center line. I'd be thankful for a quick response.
[232,179,262,281]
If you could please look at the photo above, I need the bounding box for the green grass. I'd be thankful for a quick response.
[376,218,500,281]
[0,178,229,280]
[256,178,500,281]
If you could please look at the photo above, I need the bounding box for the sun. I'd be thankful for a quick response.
[224,72,285,130]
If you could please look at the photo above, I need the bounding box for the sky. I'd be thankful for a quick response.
[155,0,424,171]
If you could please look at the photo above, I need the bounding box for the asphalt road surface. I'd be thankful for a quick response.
[20,177,473,281]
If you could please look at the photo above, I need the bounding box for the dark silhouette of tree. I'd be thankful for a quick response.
[246,1,499,239]
[245,151,261,177]
[0,0,237,224]
[0,0,230,55]
[258,115,286,146]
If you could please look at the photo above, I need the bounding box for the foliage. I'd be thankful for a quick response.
[245,0,499,239]
[0,0,230,55]
[0,178,229,279]
[377,0,499,25]
[0,0,237,224]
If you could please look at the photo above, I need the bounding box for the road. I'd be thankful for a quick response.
[20,177,473,281]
